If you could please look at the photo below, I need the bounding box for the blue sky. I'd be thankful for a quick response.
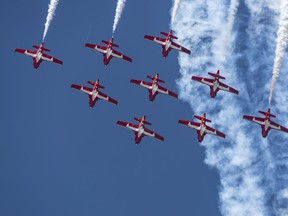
[0,0,221,215]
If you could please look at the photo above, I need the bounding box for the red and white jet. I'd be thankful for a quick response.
[178,113,225,143]
[15,42,63,69]
[192,70,239,98]
[70,79,118,108]
[130,73,178,101]
[85,37,132,66]
[116,115,164,144]
[243,108,288,137]
[144,29,191,58]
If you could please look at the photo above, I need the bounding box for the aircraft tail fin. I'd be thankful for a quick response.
[208,70,225,79]
[160,31,178,39]
[134,116,152,125]
[87,81,105,89]
[147,75,165,83]
[102,40,119,47]
[194,114,212,123]
[33,45,50,52]
[259,109,276,118]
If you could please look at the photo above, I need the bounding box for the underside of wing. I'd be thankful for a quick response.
[192,76,214,87]
[143,127,164,141]
[112,50,132,62]
[42,53,63,65]
[71,84,92,95]
[157,85,178,98]
[205,125,225,138]
[171,41,191,54]
[270,120,288,133]
[144,35,166,45]
[130,79,152,89]
[178,120,200,130]
[218,82,239,94]
[97,91,118,105]
[15,48,36,57]
[117,121,138,132]
[85,43,107,53]
[243,115,265,125]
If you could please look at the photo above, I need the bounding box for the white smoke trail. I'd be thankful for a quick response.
[42,0,60,42]
[173,0,277,215]
[245,1,288,215]
[171,0,181,25]
[268,0,288,106]
[270,53,288,215]
[112,0,126,34]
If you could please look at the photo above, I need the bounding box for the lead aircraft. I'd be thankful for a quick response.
[15,42,63,69]
[71,79,118,108]
[85,37,132,66]
[130,73,178,101]
[144,29,191,58]
[243,108,288,137]
[178,113,225,143]
[192,70,239,98]
[116,115,164,144]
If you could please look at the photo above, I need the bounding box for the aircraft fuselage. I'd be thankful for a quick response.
[197,123,206,142]
[134,124,144,144]
[162,37,172,57]
[103,47,112,65]
[33,48,43,68]
[210,79,220,98]
[261,119,270,137]
[149,83,158,101]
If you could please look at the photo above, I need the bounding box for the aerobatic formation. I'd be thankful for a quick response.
[13,0,288,147]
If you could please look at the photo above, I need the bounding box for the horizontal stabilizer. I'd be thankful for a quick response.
[102,40,119,47]
[33,45,50,52]
[259,110,276,118]
[161,31,178,39]
[194,114,212,123]
[147,75,165,83]
[134,117,151,125]
[87,81,105,89]
[208,71,225,79]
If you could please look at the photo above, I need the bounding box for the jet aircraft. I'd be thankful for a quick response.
[130,73,178,101]
[85,38,132,66]
[144,29,191,58]
[243,108,288,137]
[116,115,164,144]
[191,70,239,98]
[71,79,118,108]
[178,113,225,142]
[15,42,63,69]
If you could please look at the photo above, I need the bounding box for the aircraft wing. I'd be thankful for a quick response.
[116,121,139,132]
[97,91,118,105]
[143,127,164,141]
[15,48,36,57]
[85,43,107,54]
[218,82,239,95]
[42,53,63,65]
[171,41,191,54]
[205,125,226,138]
[111,50,132,62]
[192,76,214,87]
[144,35,166,45]
[130,79,152,89]
[71,84,93,95]
[243,115,265,125]
[157,85,178,98]
[269,120,288,133]
[178,120,201,130]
